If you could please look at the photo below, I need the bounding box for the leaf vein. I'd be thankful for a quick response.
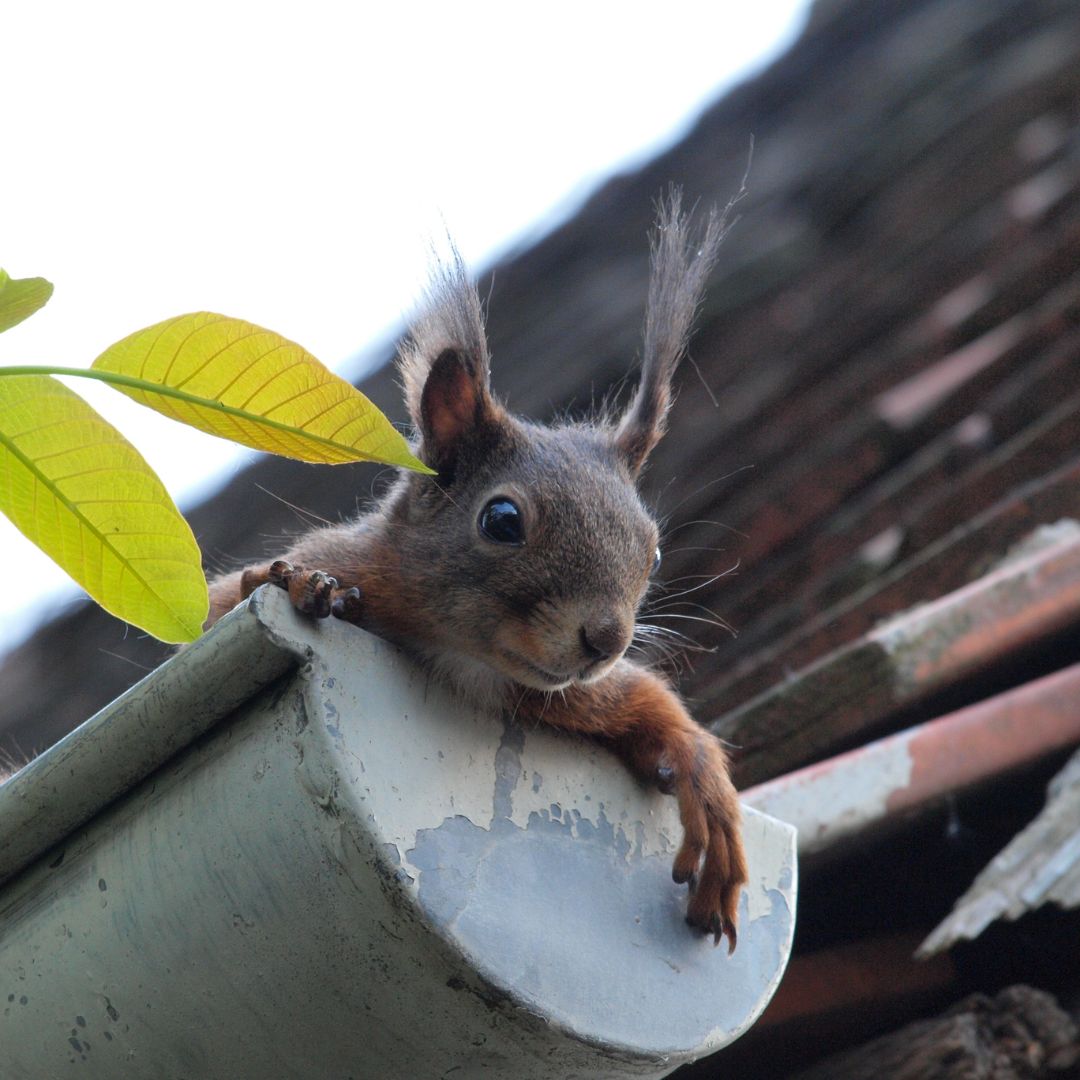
[172,325,269,391]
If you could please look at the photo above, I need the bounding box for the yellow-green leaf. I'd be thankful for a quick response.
[0,375,208,643]
[0,270,54,334]
[93,312,432,471]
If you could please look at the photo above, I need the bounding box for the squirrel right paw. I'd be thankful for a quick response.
[266,560,338,619]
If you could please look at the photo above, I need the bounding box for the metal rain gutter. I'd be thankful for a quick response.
[0,586,797,1079]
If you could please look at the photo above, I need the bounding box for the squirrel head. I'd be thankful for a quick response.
[390,191,727,693]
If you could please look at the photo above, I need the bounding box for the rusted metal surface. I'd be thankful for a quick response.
[919,746,1080,957]
[742,661,1080,857]
[714,532,1080,787]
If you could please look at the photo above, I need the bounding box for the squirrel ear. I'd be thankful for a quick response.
[614,188,730,477]
[418,348,493,474]
[400,244,497,475]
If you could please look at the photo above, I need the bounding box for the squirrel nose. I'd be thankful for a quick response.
[579,620,627,663]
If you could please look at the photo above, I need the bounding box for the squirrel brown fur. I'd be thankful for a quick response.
[206,191,748,950]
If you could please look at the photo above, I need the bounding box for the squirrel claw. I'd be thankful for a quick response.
[685,875,741,952]
[711,915,723,947]
[267,562,337,619]
[655,763,676,795]
[331,586,364,623]
[267,559,296,585]
[686,909,737,953]
[300,572,336,618]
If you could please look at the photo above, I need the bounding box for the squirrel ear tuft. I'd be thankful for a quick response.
[399,243,497,475]
[615,187,732,477]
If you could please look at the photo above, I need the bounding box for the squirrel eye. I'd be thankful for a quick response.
[652,546,662,574]
[479,497,525,545]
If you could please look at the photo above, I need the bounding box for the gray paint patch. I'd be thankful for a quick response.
[323,698,343,744]
[406,727,791,1055]
[377,842,415,887]
[492,722,525,822]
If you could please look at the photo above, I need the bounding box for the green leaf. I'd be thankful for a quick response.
[0,270,54,333]
[0,374,208,643]
[92,312,432,472]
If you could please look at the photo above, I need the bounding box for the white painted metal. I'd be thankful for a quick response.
[743,732,916,857]
[0,586,797,1078]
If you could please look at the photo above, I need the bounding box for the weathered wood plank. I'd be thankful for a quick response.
[788,986,1079,1080]
[714,533,1080,786]
[919,746,1080,956]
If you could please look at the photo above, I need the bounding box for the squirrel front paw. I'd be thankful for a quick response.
[668,736,748,953]
[242,561,364,623]
[330,586,363,623]
[265,560,339,619]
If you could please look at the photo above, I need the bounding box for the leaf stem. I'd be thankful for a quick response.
[0,365,430,470]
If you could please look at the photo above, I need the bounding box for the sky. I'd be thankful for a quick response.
[0,0,810,655]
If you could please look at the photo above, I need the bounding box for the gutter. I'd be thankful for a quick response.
[0,586,796,1079]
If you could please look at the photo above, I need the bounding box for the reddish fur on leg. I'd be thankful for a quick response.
[240,565,274,598]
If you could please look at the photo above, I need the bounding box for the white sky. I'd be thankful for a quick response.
[1,0,809,654]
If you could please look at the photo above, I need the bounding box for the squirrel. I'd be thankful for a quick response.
[206,192,748,951]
